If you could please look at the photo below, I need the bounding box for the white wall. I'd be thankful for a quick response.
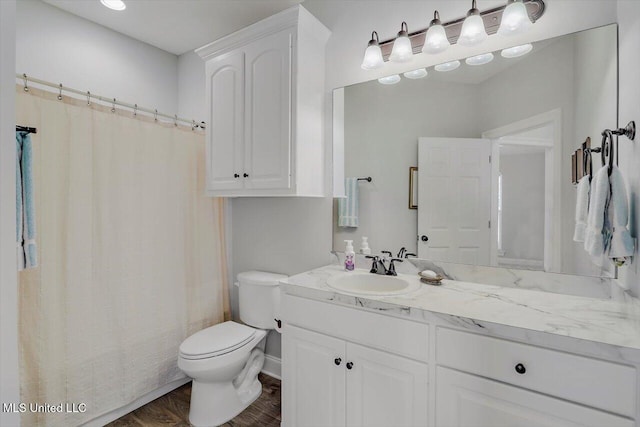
[335,78,480,254]
[616,0,640,297]
[16,0,179,115]
[500,152,545,262]
[0,1,20,425]
[178,51,206,122]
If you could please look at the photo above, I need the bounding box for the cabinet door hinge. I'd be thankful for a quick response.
[488,220,491,228]
[489,155,492,164]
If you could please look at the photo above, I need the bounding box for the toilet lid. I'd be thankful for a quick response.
[179,321,256,360]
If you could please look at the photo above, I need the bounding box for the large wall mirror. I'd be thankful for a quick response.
[333,24,618,278]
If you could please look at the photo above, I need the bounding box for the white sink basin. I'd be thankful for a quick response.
[327,272,420,296]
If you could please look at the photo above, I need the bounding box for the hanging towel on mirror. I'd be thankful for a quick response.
[583,166,609,264]
[338,177,359,228]
[16,131,38,270]
[607,166,634,264]
[573,175,590,242]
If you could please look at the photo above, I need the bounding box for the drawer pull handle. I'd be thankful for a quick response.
[334,358,342,366]
[346,362,354,370]
[515,363,526,374]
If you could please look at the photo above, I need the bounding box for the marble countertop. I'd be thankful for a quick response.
[280,264,640,360]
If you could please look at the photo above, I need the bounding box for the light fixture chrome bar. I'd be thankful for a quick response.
[379,0,545,61]
[16,73,206,129]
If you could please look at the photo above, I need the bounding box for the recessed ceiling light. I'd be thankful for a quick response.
[501,43,533,58]
[434,60,461,72]
[378,74,401,85]
[100,0,126,11]
[465,52,494,66]
[403,68,428,79]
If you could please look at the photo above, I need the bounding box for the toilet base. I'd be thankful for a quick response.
[189,379,262,427]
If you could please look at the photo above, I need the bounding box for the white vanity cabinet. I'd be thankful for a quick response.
[196,6,330,197]
[281,291,639,427]
[281,295,430,427]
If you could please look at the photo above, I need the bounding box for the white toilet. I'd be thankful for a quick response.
[178,271,286,427]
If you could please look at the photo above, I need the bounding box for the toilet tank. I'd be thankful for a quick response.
[237,271,287,329]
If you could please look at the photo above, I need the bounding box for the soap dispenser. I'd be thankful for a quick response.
[344,240,355,271]
[360,237,371,255]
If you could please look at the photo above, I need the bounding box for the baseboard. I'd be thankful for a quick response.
[81,376,191,427]
[261,354,282,380]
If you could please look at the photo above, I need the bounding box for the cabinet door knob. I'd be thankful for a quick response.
[243,173,249,178]
[334,358,342,366]
[346,362,353,370]
[234,173,240,178]
[515,363,526,374]
[421,235,429,242]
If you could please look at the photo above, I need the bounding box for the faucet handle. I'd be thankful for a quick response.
[365,255,379,274]
[386,258,403,276]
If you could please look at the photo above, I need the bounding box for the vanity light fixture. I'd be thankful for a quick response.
[498,0,533,36]
[100,0,126,11]
[501,43,533,58]
[403,68,428,79]
[434,60,461,72]
[361,31,384,70]
[458,0,488,47]
[422,11,450,54]
[378,74,402,85]
[465,52,494,65]
[389,22,414,63]
[365,0,544,67]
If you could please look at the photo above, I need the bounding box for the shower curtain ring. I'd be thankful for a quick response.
[111,98,116,113]
[174,115,178,127]
[133,104,138,117]
[23,74,29,92]
[191,120,196,131]
[57,83,63,101]
[154,109,158,122]
[86,91,91,106]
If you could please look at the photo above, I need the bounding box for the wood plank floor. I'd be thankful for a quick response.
[107,374,281,427]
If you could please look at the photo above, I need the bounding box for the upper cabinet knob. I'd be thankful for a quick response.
[334,357,342,366]
[515,363,526,374]
[234,173,240,178]
[243,173,249,178]
[346,362,354,370]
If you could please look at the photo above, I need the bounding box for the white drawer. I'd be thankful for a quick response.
[436,327,637,418]
[282,294,429,362]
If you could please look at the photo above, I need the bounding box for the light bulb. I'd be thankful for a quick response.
[403,68,428,79]
[465,52,494,65]
[361,31,384,70]
[378,75,401,85]
[458,1,488,47]
[389,22,414,63]
[434,60,461,72]
[100,0,126,11]
[422,11,450,54]
[501,43,533,58]
[498,0,533,37]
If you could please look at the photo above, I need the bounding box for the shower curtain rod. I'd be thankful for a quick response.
[16,73,206,130]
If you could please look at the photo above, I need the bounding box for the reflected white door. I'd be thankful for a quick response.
[418,137,491,265]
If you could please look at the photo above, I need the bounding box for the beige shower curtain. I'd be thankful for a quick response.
[17,87,230,426]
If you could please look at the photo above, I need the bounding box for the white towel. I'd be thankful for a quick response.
[338,178,359,228]
[573,175,590,242]
[607,166,634,263]
[584,166,609,263]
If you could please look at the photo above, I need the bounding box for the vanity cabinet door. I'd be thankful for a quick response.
[282,325,346,427]
[345,342,429,427]
[436,368,634,427]
[205,50,245,192]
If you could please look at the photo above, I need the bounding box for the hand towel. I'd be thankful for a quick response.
[584,166,609,263]
[607,166,634,263]
[16,131,38,270]
[573,175,590,242]
[338,177,359,228]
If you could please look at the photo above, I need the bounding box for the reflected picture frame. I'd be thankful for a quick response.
[409,166,418,209]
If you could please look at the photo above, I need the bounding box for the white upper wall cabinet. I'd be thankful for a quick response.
[196,6,330,197]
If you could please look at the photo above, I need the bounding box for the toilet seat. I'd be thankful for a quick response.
[179,321,257,360]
